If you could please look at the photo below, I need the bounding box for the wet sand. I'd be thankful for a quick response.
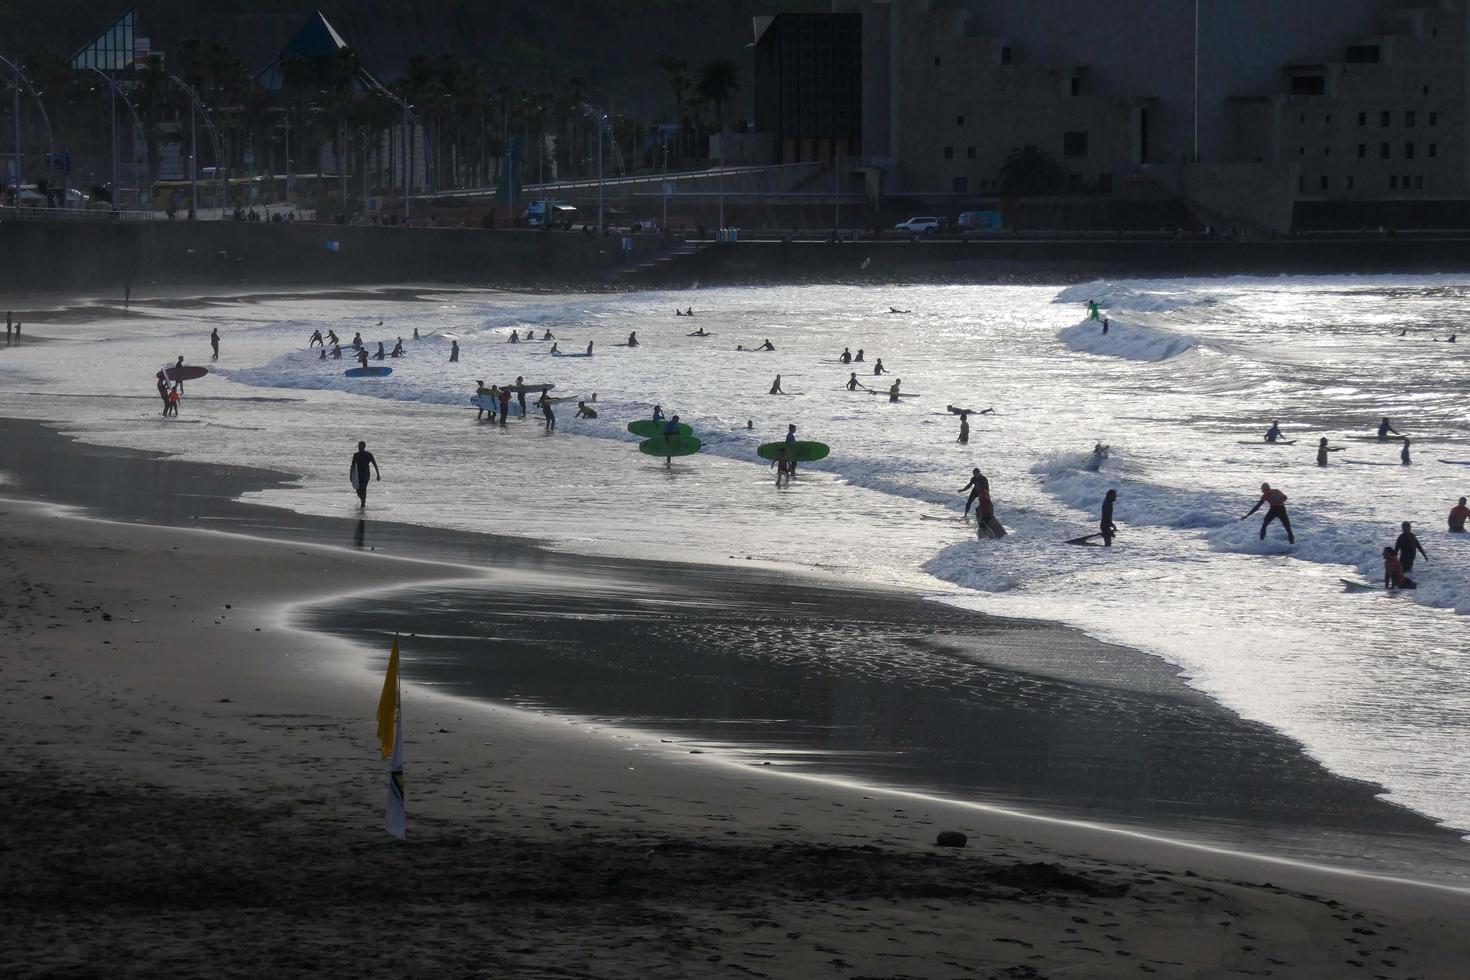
[2,417,1470,976]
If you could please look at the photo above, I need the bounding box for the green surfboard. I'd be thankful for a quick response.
[638,435,702,457]
[628,419,693,438]
[756,440,830,463]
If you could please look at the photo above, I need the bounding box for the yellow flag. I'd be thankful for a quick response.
[376,636,399,758]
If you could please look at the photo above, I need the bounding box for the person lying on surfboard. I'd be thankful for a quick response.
[689,327,710,336]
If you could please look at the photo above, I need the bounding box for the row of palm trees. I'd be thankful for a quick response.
[6,38,745,208]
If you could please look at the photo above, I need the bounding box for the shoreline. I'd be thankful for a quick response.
[2,413,1466,878]
[5,497,1470,976]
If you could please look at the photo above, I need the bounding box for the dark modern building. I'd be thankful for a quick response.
[753,12,863,163]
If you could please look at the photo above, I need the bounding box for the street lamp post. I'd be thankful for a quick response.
[597,114,604,229]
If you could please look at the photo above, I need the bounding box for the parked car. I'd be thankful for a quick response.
[894,216,942,233]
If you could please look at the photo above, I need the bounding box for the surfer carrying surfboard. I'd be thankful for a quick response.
[1241,482,1295,544]
[1101,489,1119,546]
[514,377,528,418]
[349,441,380,508]
[475,381,494,422]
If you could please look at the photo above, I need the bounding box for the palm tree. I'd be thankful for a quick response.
[996,144,1065,196]
[697,57,740,158]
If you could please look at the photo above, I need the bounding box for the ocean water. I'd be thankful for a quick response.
[3,276,1467,841]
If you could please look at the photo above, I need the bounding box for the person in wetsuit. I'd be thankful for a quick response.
[957,412,970,444]
[1394,521,1428,572]
[450,340,460,363]
[497,385,511,426]
[391,338,404,357]
[350,440,380,508]
[508,329,520,344]
[155,372,171,416]
[309,329,324,348]
[210,328,220,360]
[627,331,638,347]
[374,342,386,361]
[1242,482,1294,544]
[351,332,364,349]
[1100,489,1119,546]
[330,344,343,360]
[770,375,784,395]
[840,347,852,364]
[888,379,901,403]
[1377,416,1399,439]
[757,339,775,351]
[327,330,340,347]
[652,405,665,422]
[1316,437,1340,467]
[576,401,597,418]
[873,358,887,375]
[539,389,556,431]
[1264,420,1283,442]
[1400,437,1412,465]
[960,468,987,520]
[515,376,527,418]
[475,380,495,422]
[1383,547,1417,590]
[854,349,864,362]
[847,372,861,391]
[356,347,370,369]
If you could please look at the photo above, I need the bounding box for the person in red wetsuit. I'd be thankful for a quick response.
[1241,482,1295,543]
[1383,547,1417,589]
[1450,497,1469,533]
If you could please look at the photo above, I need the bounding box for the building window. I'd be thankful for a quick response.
[1063,131,1089,159]
[1390,175,1398,189]
[1429,111,1438,126]
[1298,175,1307,192]
[1298,146,1305,156]
[1345,175,1354,190]
[1415,175,1424,189]
[1380,110,1391,127]
[1405,110,1416,127]
[1098,173,1112,192]
[1319,175,1328,190]
[943,146,954,160]
[1345,44,1381,63]
[956,115,965,127]
[1000,46,1011,65]
[1423,85,1430,95]
[1404,142,1415,159]
[1325,114,1331,124]
[1070,76,1081,96]
[1358,111,1367,125]
[934,56,941,67]
[1299,114,1306,123]
[1291,75,1325,95]
[1324,146,1331,156]
[953,176,968,193]
[966,146,976,159]
[1429,143,1437,158]
[1380,142,1390,159]
[1357,144,1366,158]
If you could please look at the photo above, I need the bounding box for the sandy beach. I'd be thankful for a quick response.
[4,487,1470,978]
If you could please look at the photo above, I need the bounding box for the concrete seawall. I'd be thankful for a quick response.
[5,219,1470,293]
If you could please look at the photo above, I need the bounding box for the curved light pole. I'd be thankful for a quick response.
[166,73,225,216]
[0,54,56,208]
[88,67,145,209]
[356,70,433,222]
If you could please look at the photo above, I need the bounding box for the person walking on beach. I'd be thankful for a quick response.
[5,311,11,346]
[1400,437,1413,465]
[1378,416,1400,440]
[449,340,460,363]
[210,328,220,361]
[960,468,987,520]
[1383,547,1417,590]
[497,385,511,427]
[1394,521,1428,573]
[957,411,970,444]
[1100,489,1119,546]
[1241,482,1295,544]
[769,375,784,395]
[350,441,380,508]
[166,383,181,417]
[1449,497,1469,532]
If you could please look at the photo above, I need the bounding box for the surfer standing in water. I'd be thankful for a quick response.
[873,358,887,375]
[356,347,370,369]
[770,375,784,395]
[840,347,852,364]
[1100,489,1119,546]
[888,379,902,403]
[957,412,970,444]
[449,340,460,363]
[1241,482,1295,544]
[626,331,638,347]
[847,372,863,391]
[1400,437,1413,465]
[539,389,556,431]
[1383,547,1417,590]
[1449,497,1469,532]
[497,385,511,427]
[309,330,324,348]
[960,468,987,520]
[210,328,220,361]
[475,380,495,423]
[1316,437,1345,466]
[349,441,380,509]
[1264,420,1283,442]
[514,376,528,419]
[1394,521,1428,572]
